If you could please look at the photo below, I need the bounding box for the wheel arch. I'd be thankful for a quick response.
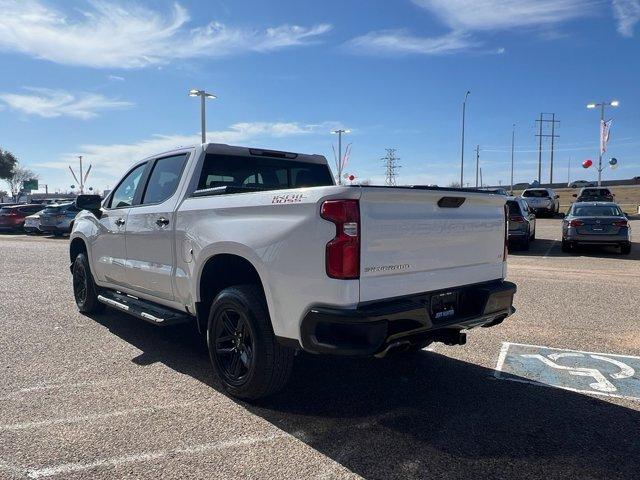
[195,253,268,335]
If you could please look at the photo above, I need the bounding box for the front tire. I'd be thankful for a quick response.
[72,252,103,313]
[207,285,294,400]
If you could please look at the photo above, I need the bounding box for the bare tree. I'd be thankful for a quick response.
[5,166,38,201]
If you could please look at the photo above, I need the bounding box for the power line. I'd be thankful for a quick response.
[382,148,401,186]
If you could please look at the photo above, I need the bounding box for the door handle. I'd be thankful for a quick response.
[156,217,170,227]
[115,218,125,227]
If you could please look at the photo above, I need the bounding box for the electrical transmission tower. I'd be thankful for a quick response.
[382,148,401,186]
[535,113,560,184]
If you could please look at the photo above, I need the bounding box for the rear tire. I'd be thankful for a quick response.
[207,285,294,400]
[530,227,535,241]
[521,235,530,251]
[621,242,631,255]
[561,239,571,253]
[72,252,104,313]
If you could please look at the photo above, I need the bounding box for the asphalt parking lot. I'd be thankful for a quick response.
[1,218,639,480]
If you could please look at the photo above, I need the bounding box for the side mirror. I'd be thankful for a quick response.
[572,194,577,198]
[75,194,102,212]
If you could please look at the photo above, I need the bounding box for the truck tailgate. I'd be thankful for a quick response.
[359,188,506,302]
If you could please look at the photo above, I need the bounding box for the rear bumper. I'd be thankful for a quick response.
[39,224,71,233]
[564,232,629,245]
[300,280,516,356]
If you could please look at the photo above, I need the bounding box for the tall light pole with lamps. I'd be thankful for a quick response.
[332,129,350,185]
[587,99,619,186]
[189,89,217,144]
[460,90,470,187]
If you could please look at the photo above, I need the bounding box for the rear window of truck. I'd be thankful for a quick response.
[197,154,333,192]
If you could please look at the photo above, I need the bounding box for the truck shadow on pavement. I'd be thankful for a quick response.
[511,238,640,260]
[90,313,640,480]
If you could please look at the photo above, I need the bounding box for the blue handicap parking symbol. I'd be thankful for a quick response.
[494,342,640,400]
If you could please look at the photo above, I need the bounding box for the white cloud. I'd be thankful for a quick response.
[612,0,640,36]
[345,30,481,55]
[411,0,597,31]
[108,75,125,82]
[33,121,341,186]
[0,87,133,119]
[0,1,331,69]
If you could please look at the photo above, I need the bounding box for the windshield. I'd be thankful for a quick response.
[0,207,14,214]
[580,189,611,197]
[571,205,622,216]
[522,190,549,198]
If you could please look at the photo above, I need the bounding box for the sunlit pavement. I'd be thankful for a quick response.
[1,219,638,479]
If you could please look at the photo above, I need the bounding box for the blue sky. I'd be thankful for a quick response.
[0,0,638,192]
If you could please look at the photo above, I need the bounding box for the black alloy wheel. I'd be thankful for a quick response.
[213,308,256,385]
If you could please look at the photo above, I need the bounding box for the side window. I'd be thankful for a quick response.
[109,163,147,209]
[142,154,187,204]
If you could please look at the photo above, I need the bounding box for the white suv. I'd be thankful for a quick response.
[521,188,560,217]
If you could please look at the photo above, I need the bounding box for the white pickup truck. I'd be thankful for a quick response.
[70,143,516,399]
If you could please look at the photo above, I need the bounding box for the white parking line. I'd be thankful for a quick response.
[26,433,286,478]
[542,239,557,258]
[0,401,205,432]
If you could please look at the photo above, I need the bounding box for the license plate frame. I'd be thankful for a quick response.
[430,291,459,320]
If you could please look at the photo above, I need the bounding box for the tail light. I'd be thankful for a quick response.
[612,220,628,227]
[509,215,525,223]
[320,200,360,279]
[569,219,584,227]
[503,204,508,261]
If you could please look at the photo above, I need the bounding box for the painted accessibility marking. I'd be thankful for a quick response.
[495,342,640,400]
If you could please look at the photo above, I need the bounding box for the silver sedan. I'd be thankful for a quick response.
[562,202,632,254]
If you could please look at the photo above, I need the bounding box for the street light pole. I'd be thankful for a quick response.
[460,91,470,187]
[587,99,619,186]
[331,129,350,185]
[510,124,515,194]
[189,89,217,144]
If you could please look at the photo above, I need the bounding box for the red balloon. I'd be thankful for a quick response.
[348,174,355,181]
[582,159,593,168]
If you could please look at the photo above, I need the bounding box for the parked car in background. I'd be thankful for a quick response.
[23,213,43,234]
[39,203,80,236]
[569,180,596,188]
[506,197,536,250]
[479,187,509,196]
[521,188,560,216]
[574,187,615,203]
[0,204,45,232]
[562,202,631,254]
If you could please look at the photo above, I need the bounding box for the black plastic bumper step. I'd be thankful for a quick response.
[97,291,192,327]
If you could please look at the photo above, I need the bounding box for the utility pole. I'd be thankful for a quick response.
[475,145,480,188]
[567,156,571,185]
[550,113,556,183]
[536,113,543,183]
[480,167,483,188]
[460,91,470,187]
[510,124,515,194]
[535,113,560,184]
[382,148,401,186]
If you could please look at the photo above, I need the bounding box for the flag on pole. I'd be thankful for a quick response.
[600,118,612,154]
